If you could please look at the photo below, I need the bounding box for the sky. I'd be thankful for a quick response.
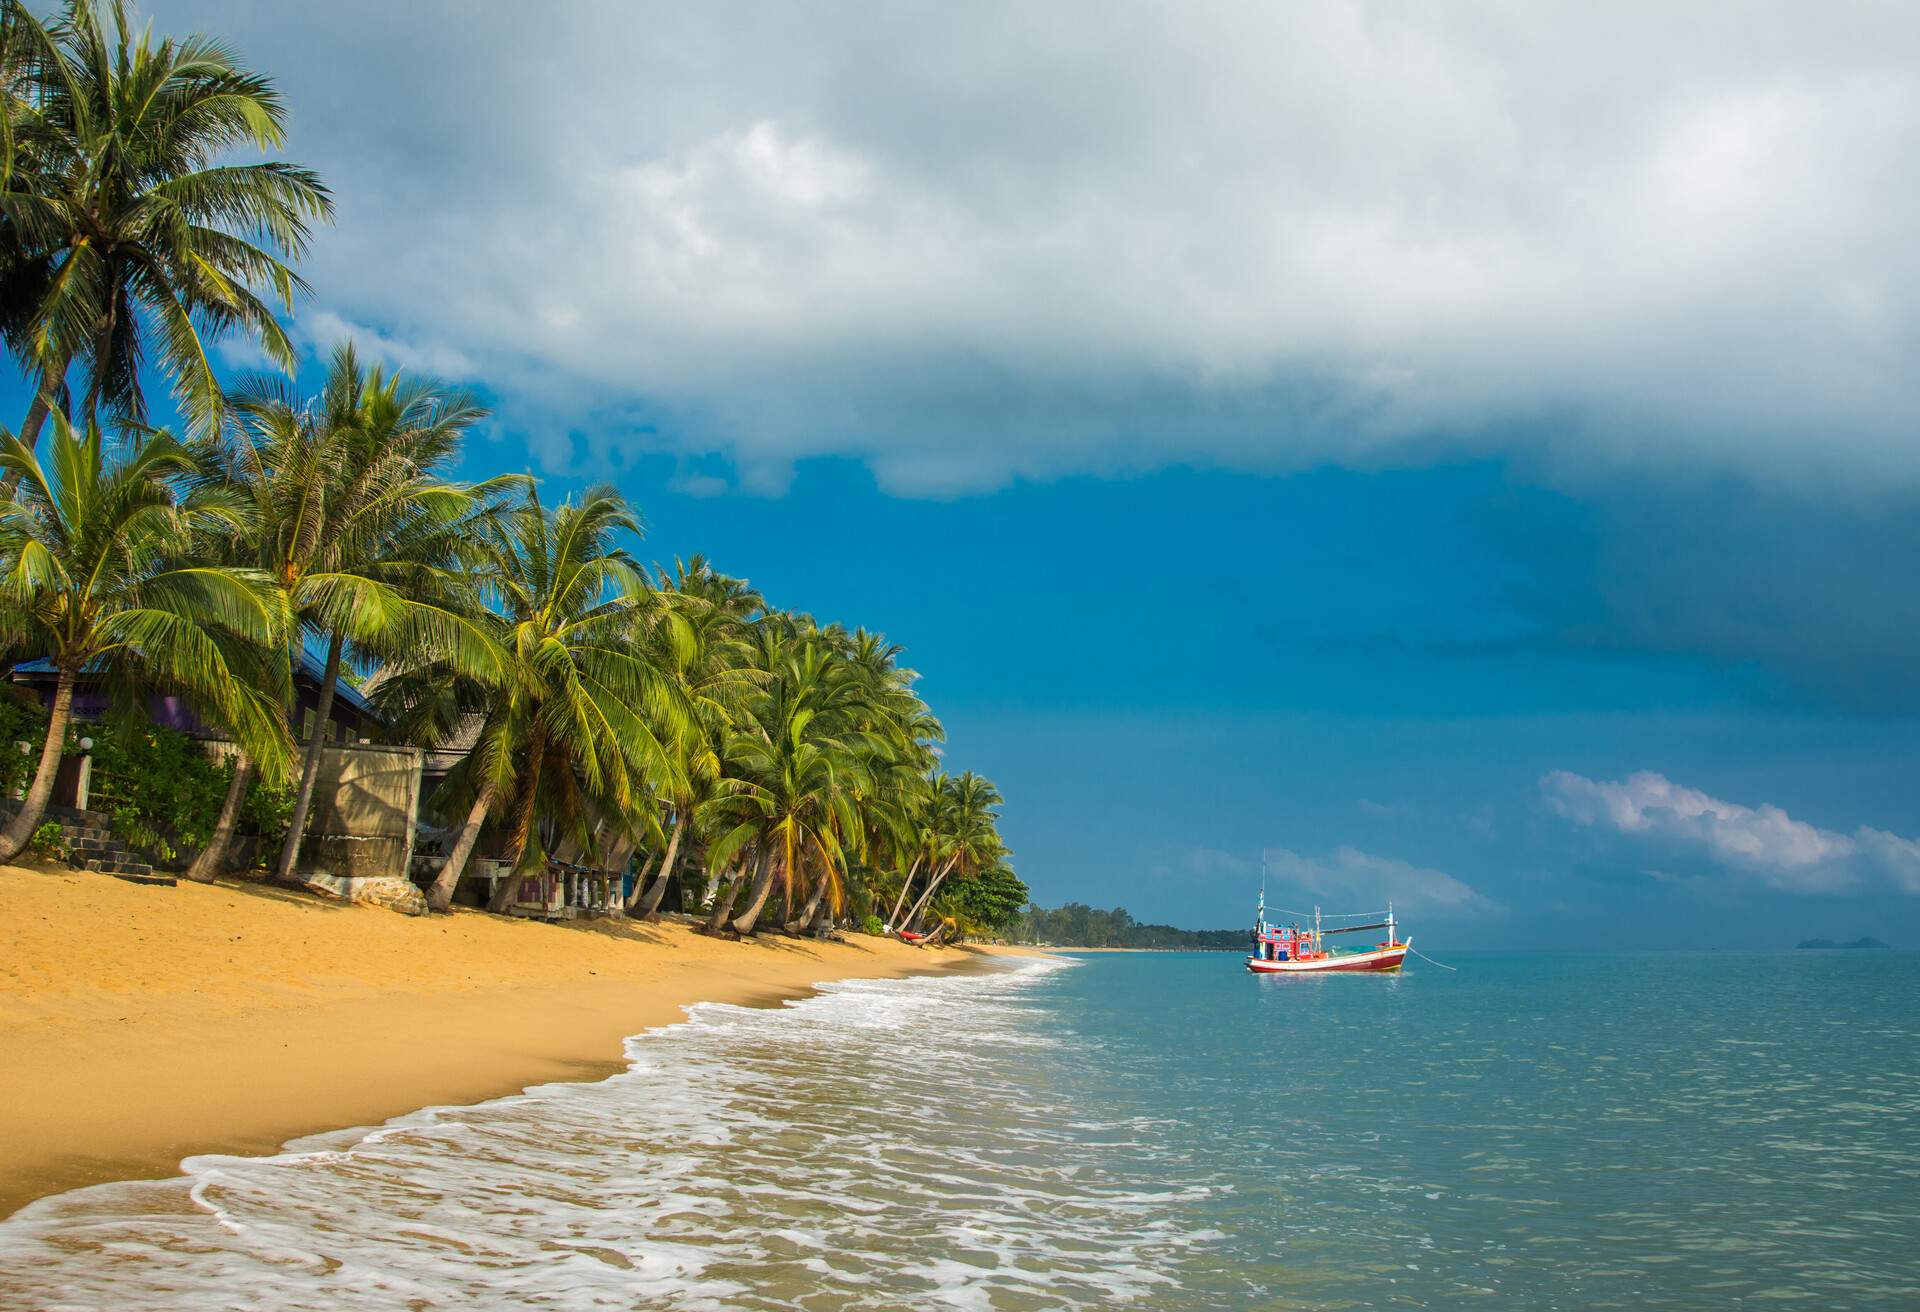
[15,1,1920,945]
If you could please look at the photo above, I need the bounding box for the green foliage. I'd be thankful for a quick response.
[28,820,67,861]
[0,696,48,798]
[83,720,234,863]
[942,862,1031,933]
[1009,902,1246,950]
[240,775,296,854]
[859,912,884,936]
[2,0,332,434]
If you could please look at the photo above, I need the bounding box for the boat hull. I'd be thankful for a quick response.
[1246,944,1408,973]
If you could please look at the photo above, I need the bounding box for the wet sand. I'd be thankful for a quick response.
[0,865,1028,1218]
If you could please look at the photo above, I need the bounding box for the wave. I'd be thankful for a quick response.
[0,955,1214,1311]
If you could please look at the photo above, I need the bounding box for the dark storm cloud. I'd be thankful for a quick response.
[159,0,1920,496]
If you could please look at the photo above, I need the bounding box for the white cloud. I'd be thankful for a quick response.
[174,1,1920,495]
[1541,770,1920,894]
[296,310,477,381]
[1263,845,1498,917]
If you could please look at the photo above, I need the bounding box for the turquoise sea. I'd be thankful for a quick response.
[0,949,1915,1309]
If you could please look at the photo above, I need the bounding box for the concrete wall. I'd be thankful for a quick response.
[296,743,424,882]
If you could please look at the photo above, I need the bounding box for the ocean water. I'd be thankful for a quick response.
[0,950,1916,1309]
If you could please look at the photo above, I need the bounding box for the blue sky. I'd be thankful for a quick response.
[17,1,1920,946]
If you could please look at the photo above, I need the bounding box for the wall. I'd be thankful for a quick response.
[295,743,424,882]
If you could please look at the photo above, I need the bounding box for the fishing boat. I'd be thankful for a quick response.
[1247,888,1408,973]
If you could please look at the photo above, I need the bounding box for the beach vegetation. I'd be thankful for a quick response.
[207,343,508,886]
[0,0,1026,942]
[0,414,290,861]
[27,817,64,859]
[0,0,331,451]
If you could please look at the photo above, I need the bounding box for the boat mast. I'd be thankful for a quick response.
[1387,900,1396,945]
[1314,904,1321,954]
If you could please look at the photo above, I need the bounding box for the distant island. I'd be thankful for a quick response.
[1795,937,1892,950]
[1009,902,1244,950]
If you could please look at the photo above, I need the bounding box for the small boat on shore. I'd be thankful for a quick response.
[1247,890,1408,973]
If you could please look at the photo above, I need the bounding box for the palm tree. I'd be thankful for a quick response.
[898,771,1004,934]
[883,771,944,932]
[411,486,687,913]
[210,343,507,886]
[0,0,330,450]
[703,626,874,936]
[0,412,287,859]
[625,558,763,918]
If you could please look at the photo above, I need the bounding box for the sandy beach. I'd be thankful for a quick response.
[0,865,1026,1219]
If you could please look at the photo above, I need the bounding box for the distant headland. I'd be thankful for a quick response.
[1794,937,1892,950]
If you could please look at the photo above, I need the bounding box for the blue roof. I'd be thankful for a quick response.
[295,646,375,716]
[14,650,376,718]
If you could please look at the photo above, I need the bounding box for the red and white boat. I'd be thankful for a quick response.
[1247,892,1408,973]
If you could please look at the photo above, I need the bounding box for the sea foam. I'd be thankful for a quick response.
[0,955,1209,1311]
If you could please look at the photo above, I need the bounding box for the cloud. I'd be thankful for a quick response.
[175,1,1920,496]
[295,309,478,381]
[1262,845,1498,917]
[1177,847,1256,880]
[1541,770,1920,894]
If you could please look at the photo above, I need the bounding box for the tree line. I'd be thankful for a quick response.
[0,0,1025,940]
[1008,903,1245,950]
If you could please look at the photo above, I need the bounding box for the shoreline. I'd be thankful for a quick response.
[0,865,1035,1220]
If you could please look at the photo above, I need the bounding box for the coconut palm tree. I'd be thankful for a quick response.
[0,411,288,859]
[703,626,876,936]
[0,0,330,450]
[210,342,508,886]
[898,771,1004,934]
[411,486,688,913]
[625,558,763,917]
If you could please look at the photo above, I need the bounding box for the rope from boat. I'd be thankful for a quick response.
[1266,907,1384,921]
[1409,946,1458,972]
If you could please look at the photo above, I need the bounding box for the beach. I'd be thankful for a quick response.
[0,865,1023,1219]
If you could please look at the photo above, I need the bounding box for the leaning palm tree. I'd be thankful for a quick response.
[210,343,508,885]
[405,486,688,913]
[703,627,873,936]
[624,559,764,918]
[898,771,1004,934]
[0,0,330,449]
[0,412,288,860]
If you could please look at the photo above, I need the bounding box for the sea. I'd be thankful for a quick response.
[0,949,1916,1310]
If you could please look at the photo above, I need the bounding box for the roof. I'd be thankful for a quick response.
[295,646,375,716]
[14,649,376,719]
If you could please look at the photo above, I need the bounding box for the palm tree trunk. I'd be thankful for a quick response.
[729,849,783,936]
[486,740,546,915]
[273,632,344,884]
[884,854,924,931]
[184,754,251,882]
[0,666,75,862]
[0,372,61,500]
[427,777,499,912]
[17,385,53,452]
[901,854,959,934]
[486,866,525,914]
[785,879,828,934]
[704,859,748,932]
[622,851,662,913]
[626,808,687,917]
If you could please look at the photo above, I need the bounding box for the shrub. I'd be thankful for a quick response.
[0,694,49,798]
[240,774,296,853]
[859,913,885,936]
[29,820,69,862]
[77,719,299,866]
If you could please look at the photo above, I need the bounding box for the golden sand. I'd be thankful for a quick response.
[0,865,1027,1218]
